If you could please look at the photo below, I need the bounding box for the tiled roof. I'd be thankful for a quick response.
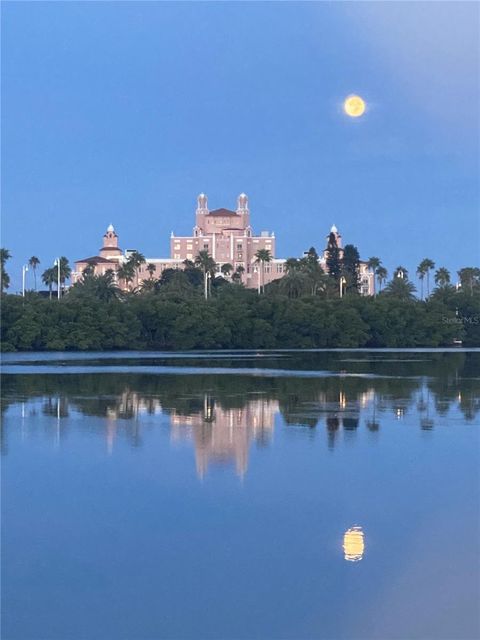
[76,256,114,264]
[207,208,238,217]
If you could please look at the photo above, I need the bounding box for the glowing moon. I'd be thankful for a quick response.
[343,95,366,118]
[343,526,365,561]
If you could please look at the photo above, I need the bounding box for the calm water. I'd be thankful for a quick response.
[2,350,479,640]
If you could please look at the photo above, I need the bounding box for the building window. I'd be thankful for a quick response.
[203,244,209,250]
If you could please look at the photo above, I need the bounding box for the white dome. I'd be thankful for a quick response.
[107,223,115,233]
[331,224,338,233]
[238,193,248,209]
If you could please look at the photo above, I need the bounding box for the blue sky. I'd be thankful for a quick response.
[2,1,479,291]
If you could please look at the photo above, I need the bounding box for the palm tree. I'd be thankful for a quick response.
[417,258,435,298]
[94,270,122,302]
[140,278,158,293]
[423,258,435,297]
[394,266,408,280]
[458,267,480,295]
[285,257,300,273]
[382,277,417,300]
[221,263,234,278]
[0,248,11,291]
[255,249,272,294]
[235,265,245,283]
[416,262,427,300]
[299,248,326,295]
[367,257,381,272]
[58,257,71,296]
[128,251,146,288]
[376,266,388,293]
[82,264,95,279]
[195,250,217,299]
[280,269,309,299]
[367,257,381,296]
[117,261,135,291]
[434,267,451,288]
[146,263,156,279]
[28,256,40,290]
[42,267,56,299]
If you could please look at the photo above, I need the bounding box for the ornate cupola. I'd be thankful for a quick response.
[327,224,343,248]
[237,193,249,213]
[236,192,250,228]
[194,193,209,235]
[99,224,122,258]
[196,193,208,214]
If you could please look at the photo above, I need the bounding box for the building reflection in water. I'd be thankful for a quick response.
[5,370,479,473]
[343,526,365,562]
[170,394,278,478]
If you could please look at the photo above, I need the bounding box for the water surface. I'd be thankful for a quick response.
[2,350,479,639]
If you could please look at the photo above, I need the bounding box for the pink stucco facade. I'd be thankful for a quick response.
[72,194,286,290]
[71,193,374,295]
[169,193,284,289]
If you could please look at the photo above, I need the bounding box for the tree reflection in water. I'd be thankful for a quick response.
[1,351,479,475]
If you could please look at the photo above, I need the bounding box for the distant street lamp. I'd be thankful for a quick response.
[22,264,29,297]
[205,271,211,300]
[53,258,61,299]
[339,276,347,298]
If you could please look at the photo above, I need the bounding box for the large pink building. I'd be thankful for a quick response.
[72,193,286,289]
[169,193,285,288]
[72,193,374,294]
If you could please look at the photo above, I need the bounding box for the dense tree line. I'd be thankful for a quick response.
[2,274,479,351]
[1,246,479,350]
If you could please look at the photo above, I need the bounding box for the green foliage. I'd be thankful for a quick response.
[28,256,41,290]
[381,277,417,300]
[1,248,11,291]
[458,267,480,295]
[342,244,361,293]
[42,267,57,298]
[2,259,479,351]
[326,233,341,281]
[255,248,272,294]
[434,267,451,288]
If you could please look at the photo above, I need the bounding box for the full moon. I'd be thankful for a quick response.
[343,94,366,118]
